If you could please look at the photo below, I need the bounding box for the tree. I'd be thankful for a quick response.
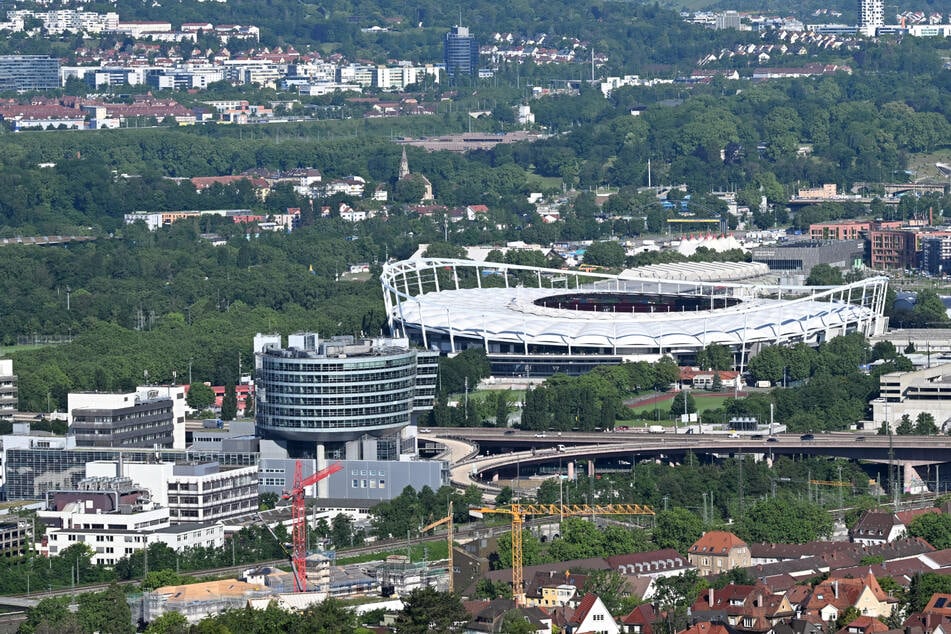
[836,606,862,630]
[736,496,832,543]
[220,383,237,421]
[669,391,696,418]
[907,513,951,549]
[394,587,468,634]
[20,597,81,634]
[499,610,536,634]
[186,382,215,410]
[475,579,512,600]
[582,570,632,615]
[806,264,844,286]
[331,513,357,548]
[747,346,784,385]
[912,289,950,326]
[907,573,951,613]
[259,492,279,511]
[77,584,135,634]
[653,570,707,634]
[494,392,512,428]
[915,412,938,435]
[145,612,189,634]
[582,241,626,268]
[495,486,514,506]
[494,530,543,570]
[653,356,680,391]
[696,344,732,371]
[896,414,914,435]
[300,598,360,632]
[652,508,704,553]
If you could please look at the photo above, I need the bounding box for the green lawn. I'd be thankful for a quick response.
[627,393,735,417]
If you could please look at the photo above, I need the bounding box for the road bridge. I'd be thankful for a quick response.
[424,428,951,495]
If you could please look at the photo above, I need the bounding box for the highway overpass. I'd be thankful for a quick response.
[419,429,951,495]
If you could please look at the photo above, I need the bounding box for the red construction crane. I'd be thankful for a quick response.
[283,461,343,592]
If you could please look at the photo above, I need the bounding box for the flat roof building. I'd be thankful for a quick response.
[0,55,59,91]
[444,26,479,78]
[254,333,437,457]
[68,393,175,449]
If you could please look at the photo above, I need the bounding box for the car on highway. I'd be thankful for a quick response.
[766,436,779,442]
[855,435,866,441]
[800,433,815,441]
[504,429,516,435]
[419,428,432,433]
[534,432,546,438]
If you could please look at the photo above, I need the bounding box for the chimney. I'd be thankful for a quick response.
[833,580,839,599]
[709,587,715,605]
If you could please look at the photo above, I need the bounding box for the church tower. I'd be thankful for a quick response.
[398,147,411,180]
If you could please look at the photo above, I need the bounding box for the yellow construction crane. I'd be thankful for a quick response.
[470,503,654,605]
[810,479,851,487]
[421,500,454,593]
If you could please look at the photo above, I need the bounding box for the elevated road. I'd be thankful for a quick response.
[423,428,951,493]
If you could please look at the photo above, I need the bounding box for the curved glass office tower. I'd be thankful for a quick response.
[255,334,437,456]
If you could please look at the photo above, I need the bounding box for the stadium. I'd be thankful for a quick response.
[380,258,889,377]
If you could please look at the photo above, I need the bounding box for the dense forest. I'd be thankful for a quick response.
[0,27,947,413]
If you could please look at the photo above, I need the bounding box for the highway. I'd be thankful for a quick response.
[419,428,951,494]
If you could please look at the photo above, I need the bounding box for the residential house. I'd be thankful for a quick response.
[690,583,795,634]
[524,570,588,608]
[680,622,731,634]
[606,549,693,579]
[461,599,552,633]
[851,511,907,546]
[903,593,951,634]
[620,603,656,634]
[801,572,896,622]
[688,531,751,576]
[772,619,825,634]
[562,593,620,634]
[835,616,889,634]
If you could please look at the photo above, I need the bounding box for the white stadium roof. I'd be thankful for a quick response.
[381,258,889,360]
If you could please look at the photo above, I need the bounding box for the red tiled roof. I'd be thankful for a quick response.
[682,621,731,634]
[622,603,656,627]
[569,593,598,626]
[689,531,747,555]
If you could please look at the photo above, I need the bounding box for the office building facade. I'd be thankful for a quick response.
[444,26,479,78]
[69,394,175,449]
[0,55,60,91]
[254,334,437,456]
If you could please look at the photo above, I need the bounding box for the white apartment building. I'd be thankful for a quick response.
[86,460,258,523]
[115,21,172,37]
[6,9,118,34]
[43,506,223,566]
[0,359,16,419]
[859,0,884,35]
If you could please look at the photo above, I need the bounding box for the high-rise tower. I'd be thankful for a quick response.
[444,25,479,78]
[859,0,883,36]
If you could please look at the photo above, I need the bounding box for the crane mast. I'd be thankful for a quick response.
[283,461,344,592]
[421,501,454,593]
[470,503,654,606]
